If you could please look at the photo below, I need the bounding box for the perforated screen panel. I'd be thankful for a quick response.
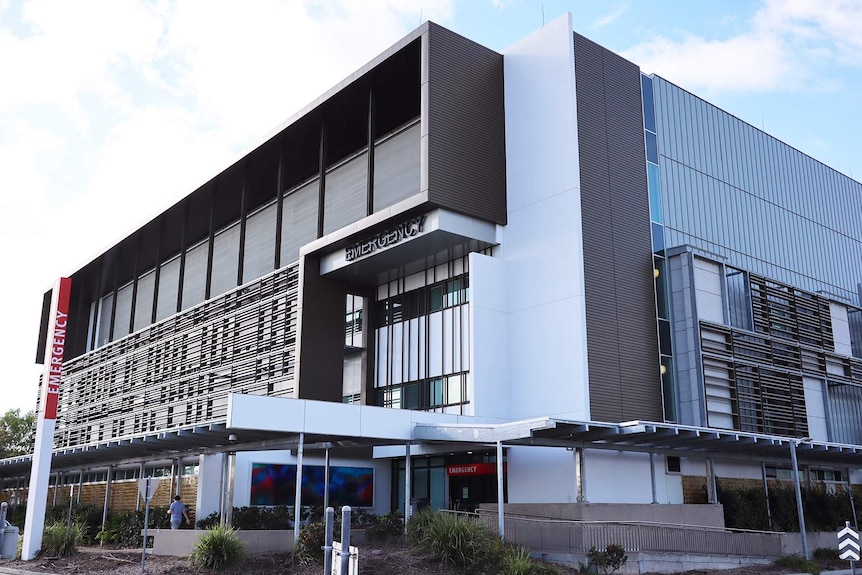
[57,264,299,449]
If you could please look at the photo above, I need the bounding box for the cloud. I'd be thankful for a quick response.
[593,3,628,29]
[623,0,862,94]
[0,120,65,209]
[625,31,792,93]
[0,0,454,413]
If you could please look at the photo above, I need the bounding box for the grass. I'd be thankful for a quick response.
[774,553,821,575]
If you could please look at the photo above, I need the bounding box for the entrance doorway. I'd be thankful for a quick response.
[446,454,507,511]
[391,450,508,513]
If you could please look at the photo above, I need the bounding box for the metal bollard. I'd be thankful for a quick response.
[0,501,7,552]
[322,507,334,575]
[340,506,351,575]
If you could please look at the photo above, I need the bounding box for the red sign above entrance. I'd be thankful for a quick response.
[446,462,505,476]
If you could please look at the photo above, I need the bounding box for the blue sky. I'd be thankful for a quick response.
[1,0,860,414]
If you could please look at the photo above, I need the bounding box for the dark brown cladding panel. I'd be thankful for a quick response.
[296,255,349,402]
[426,23,507,225]
[574,33,663,423]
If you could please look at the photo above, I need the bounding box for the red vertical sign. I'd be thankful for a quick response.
[41,277,72,421]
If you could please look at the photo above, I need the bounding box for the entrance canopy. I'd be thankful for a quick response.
[3,395,862,477]
[413,418,862,466]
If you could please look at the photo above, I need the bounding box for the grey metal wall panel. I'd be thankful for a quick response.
[113,283,133,339]
[574,33,663,423]
[181,242,208,310]
[243,202,277,283]
[426,23,506,224]
[281,180,319,266]
[133,270,155,332]
[96,294,113,347]
[373,122,420,212]
[324,151,368,235]
[210,222,240,298]
[653,76,862,302]
[155,256,180,322]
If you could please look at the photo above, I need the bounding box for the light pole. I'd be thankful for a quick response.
[790,437,813,560]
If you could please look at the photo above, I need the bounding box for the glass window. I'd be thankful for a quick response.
[658,319,672,356]
[446,278,461,307]
[645,131,659,165]
[641,74,656,133]
[430,378,444,406]
[429,285,443,312]
[381,386,401,409]
[404,383,420,409]
[661,355,677,423]
[648,163,662,223]
[447,375,462,404]
[651,222,664,253]
[654,257,668,320]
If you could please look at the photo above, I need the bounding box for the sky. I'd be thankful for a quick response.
[1,0,861,415]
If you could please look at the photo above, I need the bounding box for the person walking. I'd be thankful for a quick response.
[168,495,191,529]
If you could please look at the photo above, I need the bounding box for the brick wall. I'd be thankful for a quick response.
[0,476,198,518]
[682,475,709,504]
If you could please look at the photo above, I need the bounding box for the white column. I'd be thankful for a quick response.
[496,441,504,540]
[404,443,412,521]
[196,453,225,521]
[293,433,304,547]
[21,418,56,560]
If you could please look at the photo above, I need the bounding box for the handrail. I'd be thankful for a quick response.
[474,509,785,535]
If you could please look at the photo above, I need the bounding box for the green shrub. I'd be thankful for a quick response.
[774,554,821,575]
[5,505,27,531]
[365,511,404,544]
[716,482,769,531]
[294,521,328,565]
[95,515,121,546]
[41,522,84,557]
[196,511,221,530]
[95,508,170,548]
[414,511,502,573]
[406,509,435,546]
[43,503,105,543]
[197,506,295,530]
[717,481,862,532]
[189,525,245,570]
[500,545,560,574]
[813,547,840,561]
[579,544,628,575]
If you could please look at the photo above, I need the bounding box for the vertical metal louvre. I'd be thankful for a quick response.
[133,270,156,332]
[96,294,113,347]
[113,283,133,339]
[242,202,277,283]
[209,222,240,298]
[156,256,180,322]
[181,242,208,310]
[373,122,420,212]
[323,151,368,235]
[280,180,319,266]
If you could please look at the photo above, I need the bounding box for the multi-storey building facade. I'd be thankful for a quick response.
[3,14,862,525]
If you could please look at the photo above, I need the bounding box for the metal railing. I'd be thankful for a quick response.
[473,510,784,558]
